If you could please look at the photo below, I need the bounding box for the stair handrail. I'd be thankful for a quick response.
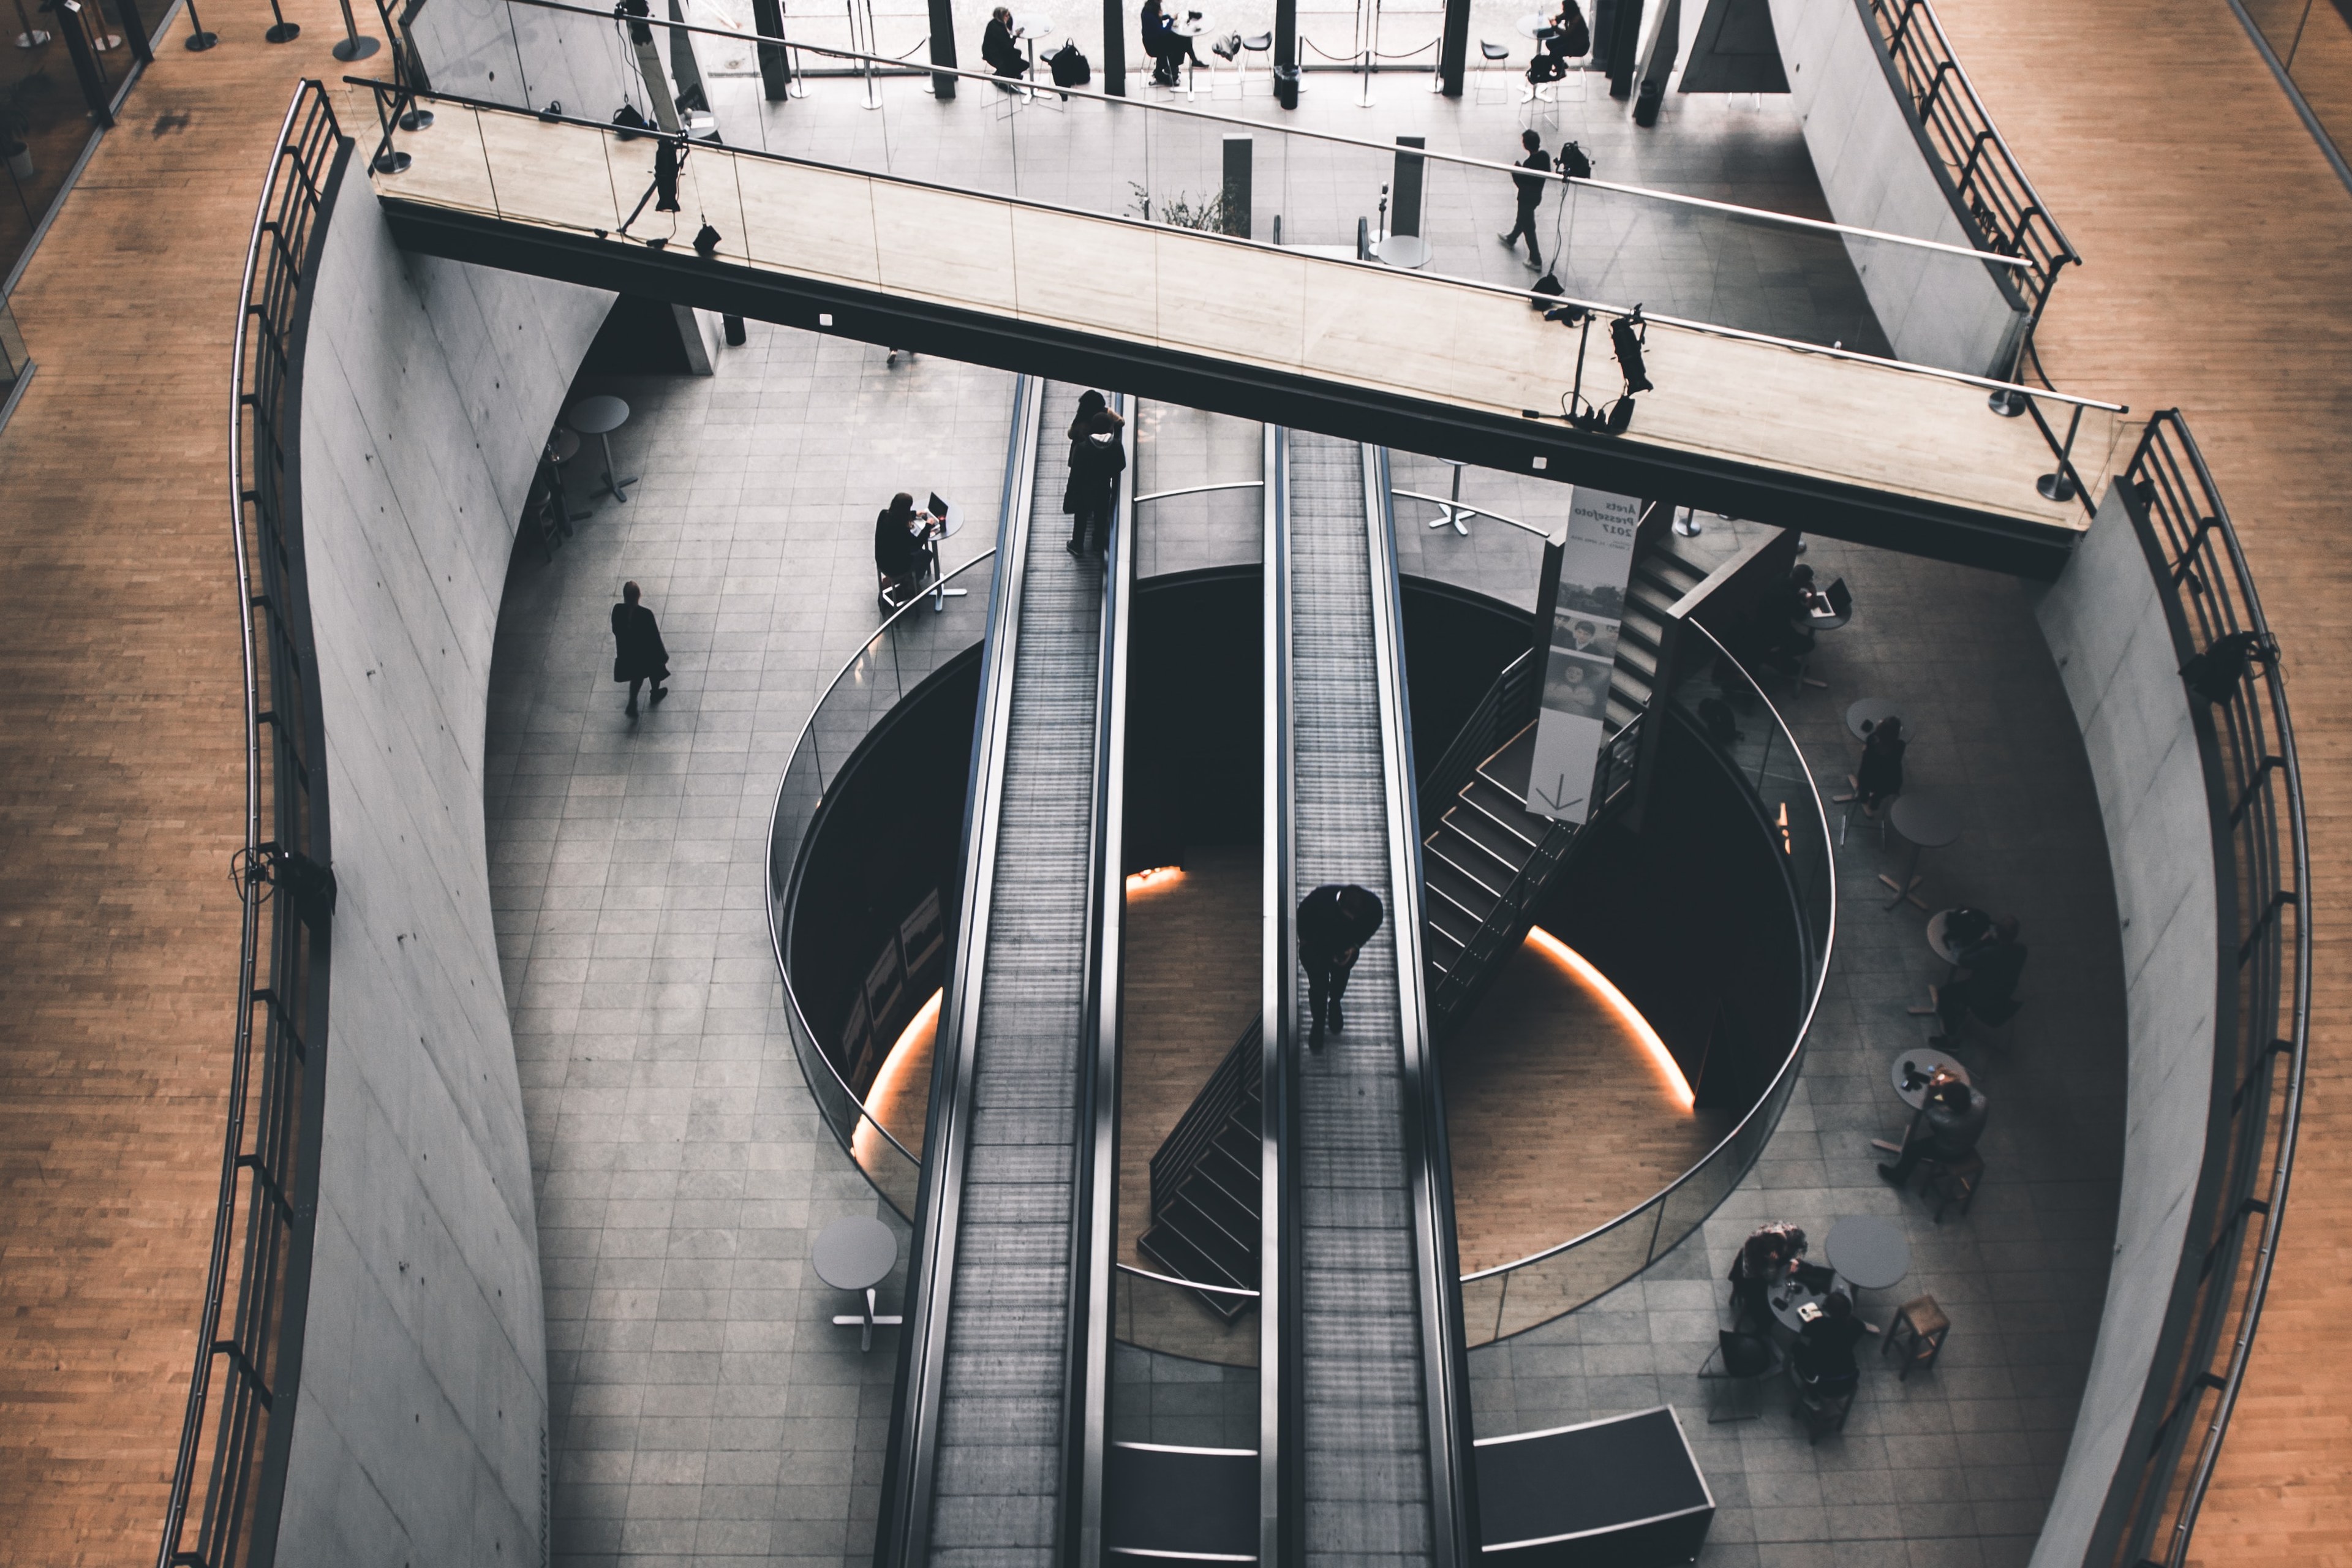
[1415,647,1539,830]
[1147,1020,1262,1223]
[1427,717,1643,1041]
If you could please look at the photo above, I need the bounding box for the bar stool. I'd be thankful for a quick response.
[1241,31,1270,92]
[566,395,638,503]
[1883,1295,1951,1379]
[1920,1150,1985,1222]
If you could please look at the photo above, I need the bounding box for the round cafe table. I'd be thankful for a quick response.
[566,395,637,503]
[813,1216,903,1352]
[1882,794,1959,911]
[1890,1047,1970,1109]
[1826,1215,1912,1297]
[1845,696,1902,742]
[1376,234,1433,269]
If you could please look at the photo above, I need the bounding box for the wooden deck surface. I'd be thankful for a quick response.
[367,97,2109,537]
[1928,0,2352,1558]
[0,0,356,1559]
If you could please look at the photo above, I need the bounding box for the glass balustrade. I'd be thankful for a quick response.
[764,550,997,1219]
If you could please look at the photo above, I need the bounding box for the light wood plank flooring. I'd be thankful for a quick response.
[0,0,361,1558]
[1928,0,2352,1556]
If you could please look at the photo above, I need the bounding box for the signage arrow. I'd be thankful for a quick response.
[1533,772,1586,814]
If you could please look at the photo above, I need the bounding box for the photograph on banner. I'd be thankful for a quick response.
[1529,486,1643,825]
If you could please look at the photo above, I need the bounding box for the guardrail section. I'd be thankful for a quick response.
[160,80,349,1568]
[2091,412,2308,1568]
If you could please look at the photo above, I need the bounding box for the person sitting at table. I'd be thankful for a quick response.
[1140,0,1180,83]
[1880,1073,1987,1185]
[1848,714,1906,816]
[1918,916,2027,1045]
[1792,1291,1866,1388]
[1746,564,1823,674]
[873,491,939,606]
[1727,1222,1807,1332]
[983,7,1027,86]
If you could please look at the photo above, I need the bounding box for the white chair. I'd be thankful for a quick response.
[1241,31,1270,92]
[1476,39,1513,105]
[1210,31,1245,98]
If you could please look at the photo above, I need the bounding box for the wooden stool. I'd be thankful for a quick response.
[1883,1295,1950,1380]
[1921,1150,1985,1222]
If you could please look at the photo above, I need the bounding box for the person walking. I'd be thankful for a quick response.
[1296,883,1383,1045]
[611,581,671,718]
[1065,394,1126,556]
[1497,129,1553,273]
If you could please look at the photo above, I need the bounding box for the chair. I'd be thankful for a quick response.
[1920,1148,1985,1221]
[1209,31,1245,97]
[1476,39,1512,104]
[1837,776,1897,846]
[1789,1363,1858,1442]
[1883,1295,1950,1379]
[1697,1329,1778,1423]
[1240,30,1270,92]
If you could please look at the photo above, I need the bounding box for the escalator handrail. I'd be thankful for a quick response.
[1260,423,1295,1568]
[1362,443,1480,1568]
[1069,392,1140,1567]
[875,372,1047,1568]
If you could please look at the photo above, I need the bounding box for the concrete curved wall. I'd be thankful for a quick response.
[2028,487,2220,1567]
[1765,0,2026,375]
[274,165,614,1561]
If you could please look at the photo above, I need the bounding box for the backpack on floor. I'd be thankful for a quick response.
[1050,40,1091,86]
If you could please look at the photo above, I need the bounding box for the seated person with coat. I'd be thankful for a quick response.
[1791,1291,1866,1396]
[1727,1222,1829,1333]
[874,491,942,606]
[982,7,1027,83]
[1914,914,2026,1044]
[1880,1072,1987,1185]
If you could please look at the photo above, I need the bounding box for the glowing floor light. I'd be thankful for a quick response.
[1125,866,1184,893]
[853,987,941,1168]
[1525,925,1695,1111]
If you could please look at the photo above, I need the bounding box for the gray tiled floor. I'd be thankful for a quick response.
[1464,531,2128,1568]
[486,303,2124,1568]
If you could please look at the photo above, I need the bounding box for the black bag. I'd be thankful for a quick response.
[1557,0,1591,57]
[1050,40,1091,86]
[1556,139,1593,180]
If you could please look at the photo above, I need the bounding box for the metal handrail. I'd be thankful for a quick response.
[351,77,2129,425]
[481,0,2029,270]
[161,79,348,1568]
[1864,0,2078,375]
[1460,620,1836,1290]
[1117,1261,1262,1298]
[2095,412,2307,1568]
[762,546,1000,1177]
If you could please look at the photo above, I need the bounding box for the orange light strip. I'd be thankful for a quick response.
[1124,866,1184,892]
[1525,925,1696,1110]
[853,987,941,1166]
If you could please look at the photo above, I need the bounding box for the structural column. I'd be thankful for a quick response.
[1438,0,1469,96]
[1275,0,1298,106]
[929,0,957,96]
[1102,0,1125,92]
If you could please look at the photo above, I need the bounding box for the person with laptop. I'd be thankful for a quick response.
[873,491,944,607]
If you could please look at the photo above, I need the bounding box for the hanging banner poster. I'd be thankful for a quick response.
[1528,486,1642,823]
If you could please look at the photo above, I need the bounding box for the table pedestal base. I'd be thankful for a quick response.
[832,1287,905,1352]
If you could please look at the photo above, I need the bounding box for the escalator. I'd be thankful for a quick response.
[876,379,1136,1567]
[1272,432,1476,1568]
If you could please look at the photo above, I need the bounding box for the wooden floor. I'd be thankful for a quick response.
[1926,0,2352,1558]
[0,1,358,1559]
[1445,932,1730,1275]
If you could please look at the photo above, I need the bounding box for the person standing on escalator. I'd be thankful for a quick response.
[1297,883,1384,1047]
[1064,394,1126,557]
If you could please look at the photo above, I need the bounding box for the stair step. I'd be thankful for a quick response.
[1427,894,1480,948]
[1618,605,1664,655]
[1460,775,1542,840]
[1137,1228,1254,1321]
[1606,695,1639,732]
[1424,851,1502,921]
[1611,666,1652,712]
[1441,803,1540,874]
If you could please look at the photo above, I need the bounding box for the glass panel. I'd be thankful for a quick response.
[1459,1272,1507,1349]
[1492,1204,1660,1338]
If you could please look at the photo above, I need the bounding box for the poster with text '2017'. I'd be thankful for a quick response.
[1529,486,1642,823]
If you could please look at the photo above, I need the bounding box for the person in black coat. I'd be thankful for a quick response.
[1064,398,1126,556]
[1496,129,1553,272]
[982,7,1027,84]
[1881,1074,1988,1183]
[611,581,671,718]
[1727,1221,1807,1333]
[1140,0,1177,83]
[1792,1291,1866,1391]
[1926,916,2026,1046]
[875,491,938,603]
[1296,883,1383,1045]
[1853,714,1906,815]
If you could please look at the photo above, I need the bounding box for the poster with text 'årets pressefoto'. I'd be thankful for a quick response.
[1529,486,1640,823]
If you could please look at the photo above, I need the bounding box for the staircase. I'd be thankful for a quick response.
[1137,1023,1262,1320]
[1139,530,1713,1305]
[1422,537,1709,1008]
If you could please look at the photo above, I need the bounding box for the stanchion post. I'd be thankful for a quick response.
[265,0,300,44]
[183,0,217,48]
[332,0,379,59]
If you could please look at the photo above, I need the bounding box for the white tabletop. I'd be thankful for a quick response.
[1515,11,1550,37]
[1376,234,1432,269]
[1926,908,1959,963]
[567,394,630,435]
[1845,696,1901,742]
[1826,1215,1911,1292]
[1890,794,1961,850]
[812,1215,898,1292]
[1171,15,1211,34]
